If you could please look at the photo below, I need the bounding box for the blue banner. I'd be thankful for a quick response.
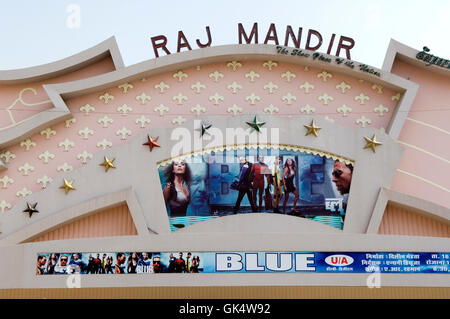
[37,251,450,275]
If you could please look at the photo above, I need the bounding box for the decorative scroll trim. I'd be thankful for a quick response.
[157,143,354,167]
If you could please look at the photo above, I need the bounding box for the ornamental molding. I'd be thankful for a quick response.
[0,42,417,177]
[0,114,403,242]
[0,36,124,171]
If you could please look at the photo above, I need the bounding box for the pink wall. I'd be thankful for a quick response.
[378,204,449,238]
[0,57,115,130]
[390,60,450,208]
[25,203,137,243]
[0,59,400,213]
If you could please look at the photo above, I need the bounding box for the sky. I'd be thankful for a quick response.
[0,0,449,70]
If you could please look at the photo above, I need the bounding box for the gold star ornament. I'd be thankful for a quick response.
[143,135,161,152]
[60,178,75,194]
[304,120,321,137]
[364,134,382,153]
[100,156,116,172]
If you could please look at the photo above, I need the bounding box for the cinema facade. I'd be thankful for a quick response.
[0,37,448,298]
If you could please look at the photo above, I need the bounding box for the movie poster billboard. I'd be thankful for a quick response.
[36,252,208,275]
[157,146,354,231]
[37,251,450,275]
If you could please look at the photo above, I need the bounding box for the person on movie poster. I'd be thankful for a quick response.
[114,253,126,274]
[282,158,299,214]
[46,253,59,275]
[152,255,162,273]
[137,252,153,273]
[268,156,283,213]
[69,253,84,274]
[172,252,186,273]
[167,253,176,272]
[36,255,47,275]
[191,255,200,273]
[127,252,139,274]
[251,155,270,212]
[93,254,102,274]
[163,160,192,217]
[233,156,257,214]
[54,254,69,274]
[101,253,107,274]
[331,160,353,218]
[105,256,113,274]
[186,252,192,273]
[331,160,353,197]
[86,254,95,274]
[188,162,209,216]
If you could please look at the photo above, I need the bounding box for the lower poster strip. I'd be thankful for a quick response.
[36,251,450,275]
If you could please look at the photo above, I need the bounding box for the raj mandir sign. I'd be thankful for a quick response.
[150,22,356,59]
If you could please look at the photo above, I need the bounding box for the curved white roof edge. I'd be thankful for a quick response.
[43,43,418,139]
[0,41,419,168]
[382,39,450,77]
[0,37,124,163]
[0,36,124,85]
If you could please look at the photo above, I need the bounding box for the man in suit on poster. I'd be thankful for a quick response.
[233,157,257,214]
